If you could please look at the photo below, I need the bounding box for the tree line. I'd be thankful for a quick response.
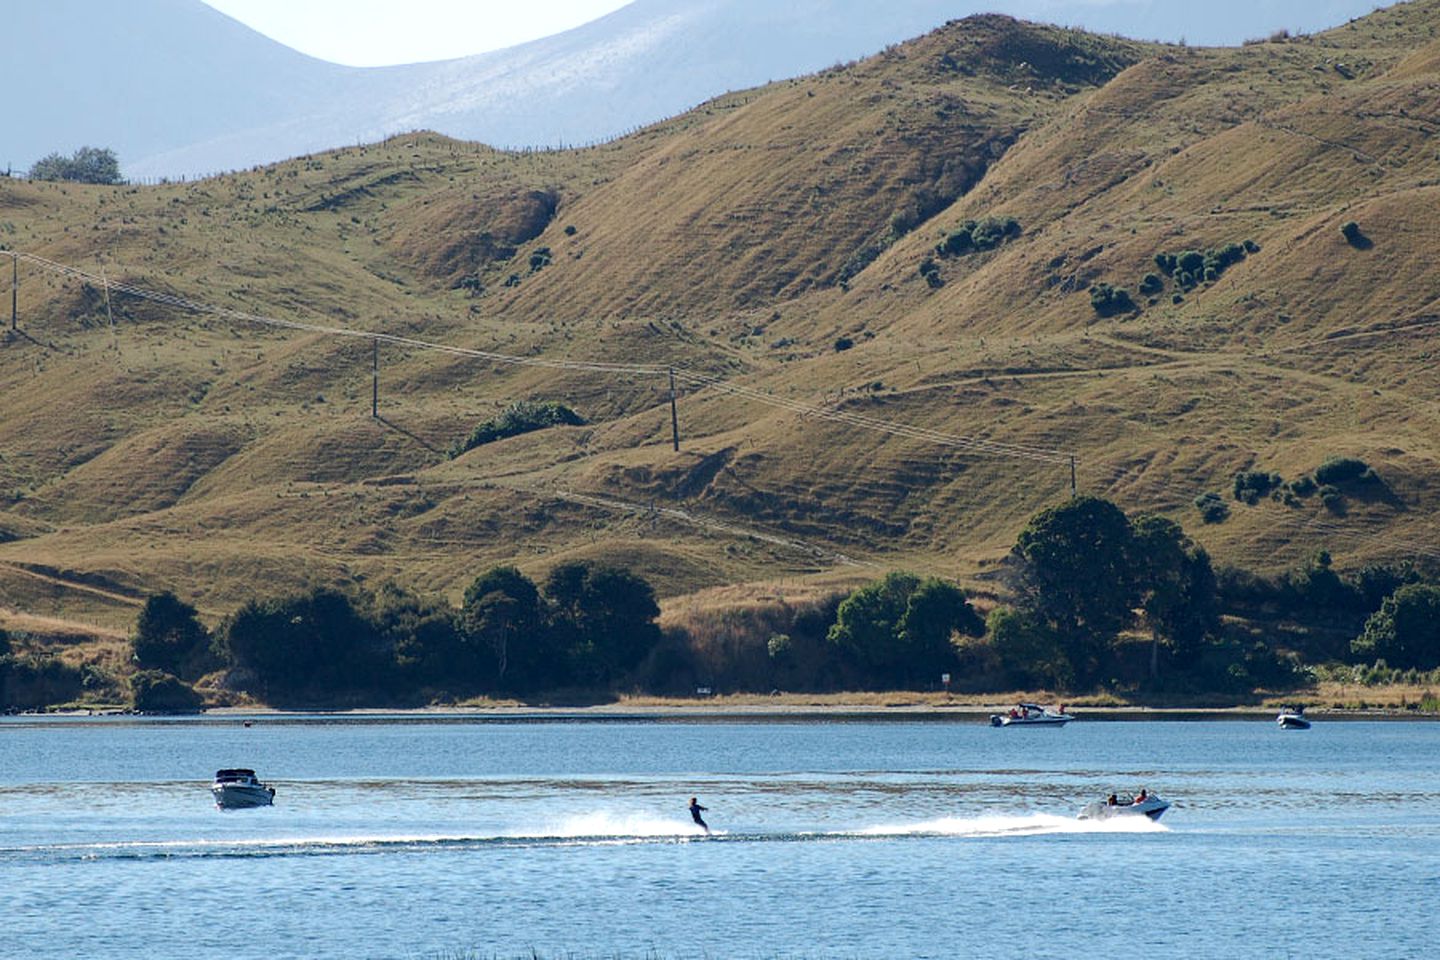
[12,495,1435,712]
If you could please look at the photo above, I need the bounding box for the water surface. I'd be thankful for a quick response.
[3,715,1435,958]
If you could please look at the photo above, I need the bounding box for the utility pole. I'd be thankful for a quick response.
[668,367,681,452]
[371,339,379,418]
[10,253,16,331]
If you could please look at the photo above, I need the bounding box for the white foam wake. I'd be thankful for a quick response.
[856,813,1168,838]
[519,811,709,840]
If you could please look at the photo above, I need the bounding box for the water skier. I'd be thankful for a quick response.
[688,796,710,834]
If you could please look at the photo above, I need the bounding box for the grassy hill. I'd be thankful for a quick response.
[2,3,1439,645]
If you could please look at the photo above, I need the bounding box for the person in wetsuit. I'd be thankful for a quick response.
[688,796,710,834]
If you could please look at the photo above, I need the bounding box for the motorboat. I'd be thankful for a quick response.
[1277,705,1311,729]
[1078,792,1170,821]
[990,702,1073,727]
[212,768,275,809]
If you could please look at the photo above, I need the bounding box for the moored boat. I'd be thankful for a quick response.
[212,768,275,809]
[990,702,1073,727]
[1277,705,1311,729]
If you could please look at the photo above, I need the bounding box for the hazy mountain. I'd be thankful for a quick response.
[5,0,1390,179]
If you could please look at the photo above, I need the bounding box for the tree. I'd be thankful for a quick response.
[132,592,210,678]
[1353,584,1440,669]
[1131,516,1219,677]
[1012,496,1137,683]
[986,607,1071,689]
[217,588,383,700]
[542,562,663,685]
[373,582,462,694]
[575,566,663,681]
[130,670,202,712]
[29,146,122,184]
[462,567,545,689]
[828,572,983,687]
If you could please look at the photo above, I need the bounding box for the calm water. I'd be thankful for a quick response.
[2,714,1437,959]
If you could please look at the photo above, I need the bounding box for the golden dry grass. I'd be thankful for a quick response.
[1,3,1438,648]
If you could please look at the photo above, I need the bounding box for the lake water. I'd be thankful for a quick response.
[2,714,1436,959]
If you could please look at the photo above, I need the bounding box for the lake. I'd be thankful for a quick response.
[2,713,1436,959]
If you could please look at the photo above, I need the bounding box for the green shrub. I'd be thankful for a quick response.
[528,247,552,272]
[1314,456,1375,486]
[1089,283,1135,317]
[1156,239,1253,290]
[934,216,1021,259]
[1341,221,1363,244]
[1233,470,1282,505]
[1319,485,1345,513]
[1176,250,1206,275]
[130,670,203,712]
[1286,475,1318,498]
[1193,491,1230,524]
[834,336,854,351]
[1138,273,1164,296]
[918,257,943,288]
[449,400,585,458]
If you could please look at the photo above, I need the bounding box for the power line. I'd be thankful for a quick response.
[12,250,1079,465]
[12,251,1435,562]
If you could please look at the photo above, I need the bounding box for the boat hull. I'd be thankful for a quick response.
[990,715,1072,727]
[212,783,274,809]
[1078,796,1170,821]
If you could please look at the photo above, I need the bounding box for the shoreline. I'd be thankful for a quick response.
[12,698,1437,721]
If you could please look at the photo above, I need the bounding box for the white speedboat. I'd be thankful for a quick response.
[212,768,275,809]
[990,702,1073,727]
[1078,792,1170,821]
[1277,706,1311,729]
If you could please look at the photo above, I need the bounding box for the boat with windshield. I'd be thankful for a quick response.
[1078,790,1170,821]
[1277,705,1311,729]
[990,702,1073,727]
[211,769,275,809]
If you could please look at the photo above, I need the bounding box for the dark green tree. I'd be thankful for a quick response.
[132,592,210,678]
[828,572,983,687]
[1352,584,1440,669]
[130,670,202,712]
[462,566,545,690]
[543,562,662,685]
[218,588,382,700]
[1012,496,1137,683]
[1131,516,1219,677]
[985,607,1072,689]
[373,582,462,693]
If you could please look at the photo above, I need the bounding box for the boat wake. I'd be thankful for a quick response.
[3,812,1163,864]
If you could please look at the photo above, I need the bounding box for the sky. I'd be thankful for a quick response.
[201,0,1391,66]
[201,0,635,66]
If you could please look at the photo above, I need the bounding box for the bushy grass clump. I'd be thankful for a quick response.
[450,401,585,458]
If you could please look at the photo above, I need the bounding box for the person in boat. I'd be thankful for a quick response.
[1106,793,1119,806]
[689,796,710,834]
[1133,788,1148,805]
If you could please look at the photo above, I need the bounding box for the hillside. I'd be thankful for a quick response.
[2,3,1439,640]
